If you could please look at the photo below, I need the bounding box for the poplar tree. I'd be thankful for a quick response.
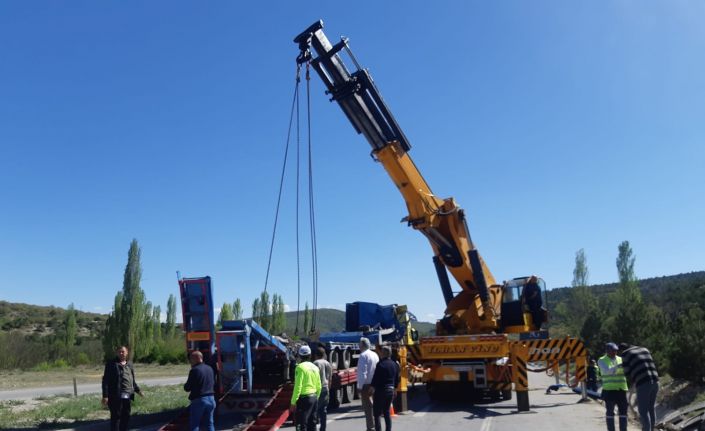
[218,303,234,328]
[271,295,280,332]
[104,239,147,361]
[572,248,589,288]
[166,294,177,339]
[142,302,154,358]
[274,294,286,334]
[233,299,243,319]
[570,249,599,337]
[152,305,162,342]
[259,291,271,332]
[303,302,310,334]
[608,240,646,344]
[252,298,261,323]
[64,303,77,362]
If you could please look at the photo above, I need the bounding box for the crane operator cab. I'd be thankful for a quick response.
[500,276,548,333]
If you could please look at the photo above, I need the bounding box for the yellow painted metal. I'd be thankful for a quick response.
[398,345,408,393]
[510,342,529,392]
[419,335,509,360]
[186,331,211,341]
[374,142,500,333]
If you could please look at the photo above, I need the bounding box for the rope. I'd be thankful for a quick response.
[263,64,302,333]
[306,63,319,333]
[528,360,559,373]
[295,64,302,336]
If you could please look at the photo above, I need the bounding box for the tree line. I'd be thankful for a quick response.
[551,241,705,384]
[217,292,313,336]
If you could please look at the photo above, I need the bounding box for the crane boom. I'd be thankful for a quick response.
[295,20,500,333]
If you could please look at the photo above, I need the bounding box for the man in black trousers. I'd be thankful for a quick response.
[102,346,143,431]
[370,345,400,431]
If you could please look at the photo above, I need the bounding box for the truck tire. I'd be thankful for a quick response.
[502,389,512,401]
[339,348,351,370]
[343,384,355,403]
[329,349,339,371]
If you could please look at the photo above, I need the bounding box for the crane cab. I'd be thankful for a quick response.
[500,276,548,334]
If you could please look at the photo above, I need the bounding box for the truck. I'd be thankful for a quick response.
[294,20,588,411]
[310,301,418,408]
[172,276,416,430]
[165,276,293,431]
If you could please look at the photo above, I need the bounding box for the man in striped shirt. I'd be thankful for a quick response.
[619,343,660,431]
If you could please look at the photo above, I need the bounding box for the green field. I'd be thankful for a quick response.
[0,384,188,429]
[0,363,189,391]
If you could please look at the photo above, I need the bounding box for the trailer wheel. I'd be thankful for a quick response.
[335,386,346,405]
[339,349,351,370]
[343,383,355,403]
[329,349,339,371]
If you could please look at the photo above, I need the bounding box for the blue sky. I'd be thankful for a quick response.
[1,1,704,324]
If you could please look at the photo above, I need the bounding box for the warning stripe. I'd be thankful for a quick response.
[520,337,587,362]
[515,356,528,390]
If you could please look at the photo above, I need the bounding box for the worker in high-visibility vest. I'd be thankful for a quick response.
[290,345,322,431]
[598,342,629,431]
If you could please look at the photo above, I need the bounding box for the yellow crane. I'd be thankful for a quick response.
[294,20,587,411]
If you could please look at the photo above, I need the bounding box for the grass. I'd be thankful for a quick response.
[0,363,189,390]
[0,384,189,429]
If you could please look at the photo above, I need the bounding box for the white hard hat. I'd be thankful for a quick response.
[298,345,312,356]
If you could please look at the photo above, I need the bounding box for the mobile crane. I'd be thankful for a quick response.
[294,20,588,410]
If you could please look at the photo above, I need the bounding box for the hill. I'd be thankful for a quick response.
[0,300,106,337]
[546,270,705,307]
[546,270,705,385]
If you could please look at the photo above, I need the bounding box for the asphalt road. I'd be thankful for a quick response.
[313,372,606,431]
[0,376,186,401]
[136,372,608,431]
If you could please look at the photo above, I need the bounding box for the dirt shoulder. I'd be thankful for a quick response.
[0,364,189,391]
[655,376,705,423]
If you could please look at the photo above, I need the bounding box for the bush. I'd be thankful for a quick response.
[73,352,90,366]
[668,306,705,382]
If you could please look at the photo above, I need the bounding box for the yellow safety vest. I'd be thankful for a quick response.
[598,354,627,391]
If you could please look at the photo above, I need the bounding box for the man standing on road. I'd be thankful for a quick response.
[290,345,321,431]
[101,346,144,431]
[619,343,659,431]
[184,351,216,431]
[357,337,379,431]
[370,345,400,431]
[313,347,332,431]
[598,342,629,431]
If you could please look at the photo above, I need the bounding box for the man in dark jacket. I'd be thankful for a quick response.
[184,350,216,431]
[101,346,143,431]
[370,345,400,431]
[523,275,544,329]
